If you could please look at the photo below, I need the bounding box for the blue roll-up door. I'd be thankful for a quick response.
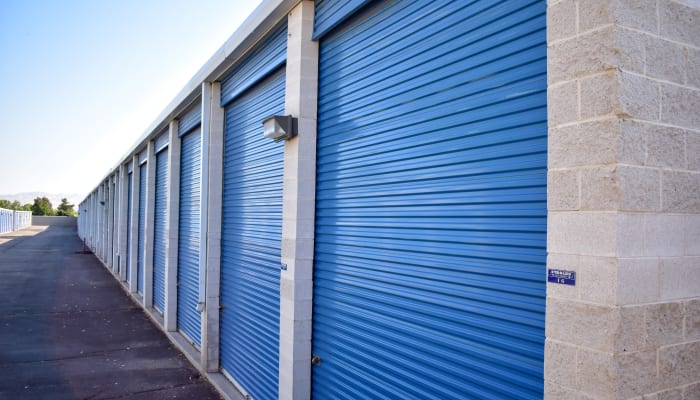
[153,149,168,313]
[137,164,147,294]
[311,1,547,399]
[126,172,133,282]
[219,67,285,400]
[177,128,201,345]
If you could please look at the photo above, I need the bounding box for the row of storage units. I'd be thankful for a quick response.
[0,209,32,234]
[78,1,547,399]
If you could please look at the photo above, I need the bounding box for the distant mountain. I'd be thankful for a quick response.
[0,192,83,209]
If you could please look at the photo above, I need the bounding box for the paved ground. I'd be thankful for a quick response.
[0,225,222,400]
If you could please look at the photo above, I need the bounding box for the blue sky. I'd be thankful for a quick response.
[0,0,262,201]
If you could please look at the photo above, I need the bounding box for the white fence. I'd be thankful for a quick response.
[0,208,32,234]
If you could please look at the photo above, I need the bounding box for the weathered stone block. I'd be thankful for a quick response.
[644,124,686,169]
[548,80,579,126]
[579,256,617,304]
[548,27,644,83]
[620,72,660,121]
[688,47,700,89]
[660,0,700,48]
[581,165,620,211]
[685,299,700,341]
[619,165,661,212]
[579,0,614,32]
[688,132,700,171]
[645,302,684,347]
[661,171,700,213]
[549,169,580,210]
[547,297,618,351]
[643,388,683,400]
[615,0,659,33]
[545,340,577,388]
[549,119,621,168]
[545,381,579,400]
[661,83,700,130]
[645,36,687,84]
[616,305,647,352]
[616,350,660,398]
[683,382,700,400]
[576,348,616,397]
[619,120,647,166]
[581,72,620,119]
[548,0,577,42]
[658,341,700,388]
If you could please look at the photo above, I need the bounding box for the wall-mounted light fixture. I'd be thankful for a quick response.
[262,115,297,142]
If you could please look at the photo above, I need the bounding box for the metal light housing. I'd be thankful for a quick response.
[263,115,297,142]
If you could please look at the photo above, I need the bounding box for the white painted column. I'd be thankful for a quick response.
[128,155,140,292]
[201,81,224,372]
[165,120,181,332]
[144,141,157,308]
[279,2,318,399]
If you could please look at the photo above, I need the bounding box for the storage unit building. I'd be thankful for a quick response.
[218,23,287,400]
[76,1,700,399]
[153,134,169,314]
[176,104,203,346]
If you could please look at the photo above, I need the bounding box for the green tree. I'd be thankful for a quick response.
[56,198,76,217]
[10,200,21,210]
[31,197,54,216]
[22,203,32,212]
[0,199,10,209]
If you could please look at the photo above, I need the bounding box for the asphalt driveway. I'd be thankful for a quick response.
[0,224,221,400]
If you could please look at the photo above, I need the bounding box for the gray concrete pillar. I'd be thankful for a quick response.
[279,2,318,399]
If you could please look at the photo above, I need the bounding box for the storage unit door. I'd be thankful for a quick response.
[219,68,285,400]
[177,129,201,345]
[126,172,133,282]
[153,149,168,313]
[137,164,147,294]
[311,1,547,399]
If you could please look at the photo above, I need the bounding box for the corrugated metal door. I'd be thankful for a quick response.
[126,172,133,282]
[137,164,147,294]
[153,149,168,313]
[219,67,285,400]
[177,128,201,345]
[311,1,547,399]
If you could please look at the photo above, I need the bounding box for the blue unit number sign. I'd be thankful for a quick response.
[548,269,576,286]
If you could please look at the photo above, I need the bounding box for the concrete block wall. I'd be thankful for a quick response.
[546,0,700,398]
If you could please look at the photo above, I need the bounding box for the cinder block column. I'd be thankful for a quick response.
[279,2,318,399]
[128,155,140,292]
[107,174,115,270]
[144,141,156,308]
[201,81,224,372]
[118,163,129,281]
[97,183,105,258]
[166,120,181,332]
[546,1,700,398]
[103,180,109,262]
